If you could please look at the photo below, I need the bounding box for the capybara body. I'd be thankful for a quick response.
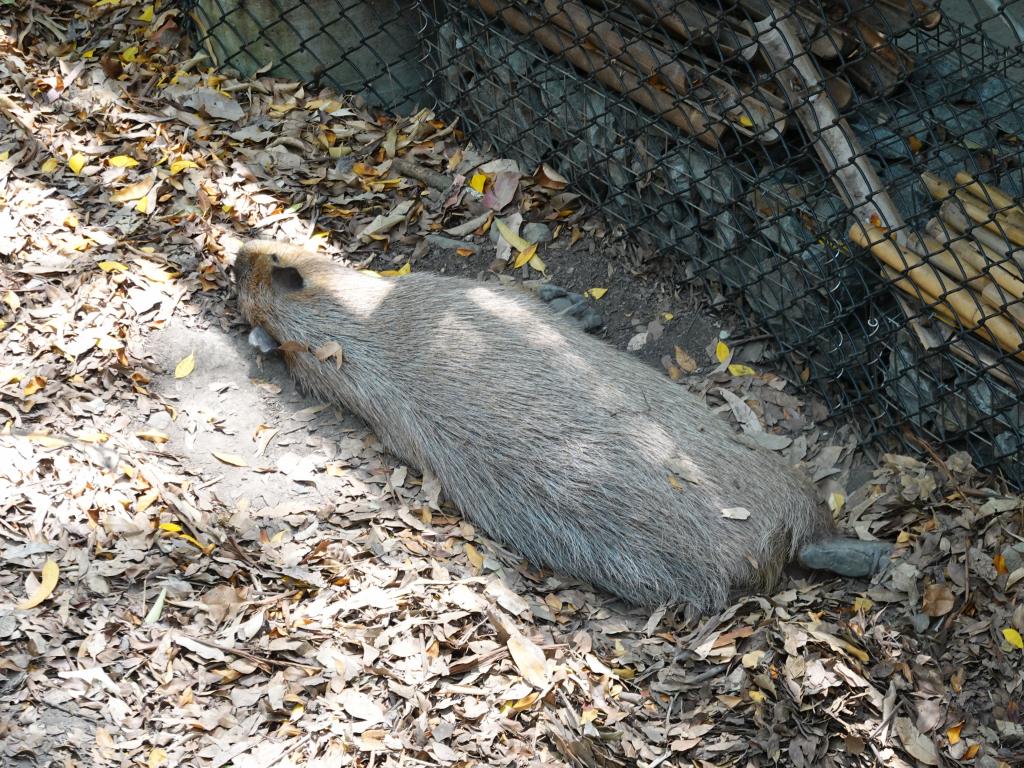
[234,240,837,612]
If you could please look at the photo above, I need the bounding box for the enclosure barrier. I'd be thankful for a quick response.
[185,0,1024,486]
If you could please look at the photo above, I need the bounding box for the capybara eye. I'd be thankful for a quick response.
[271,254,280,264]
[271,266,304,292]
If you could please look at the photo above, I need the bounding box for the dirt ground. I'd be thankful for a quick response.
[1,3,1022,768]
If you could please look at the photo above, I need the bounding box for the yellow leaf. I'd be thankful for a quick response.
[40,157,59,173]
[828,491,846,513]
[715,340,730,363]
[111,176,155,203]
[509,691,541,712]
[212,451,248,467]
[169,159,198,175]
[584,287,607,300]
[748,689,767,702]
[528,254,546,273]
[494,219,531,251]
[68,153,87,174]
[513,243,537,269]
[137,4,155,22]
[136,430,170,444]
[135,195,149,213]
[728,363,756,377]
[674,345,697,373]
[82,49,95,58]
[738,114,754,128]
[3,290,19,310]
[469,172,487,193]
[1002,627,1024,650]
[108,155,139,168]
[174,352,195,378]
[852,596,874,613]
[159,522,183,533]
[464,542,484,571]
[18,559,59,610]
[121,46,139,62]
[98,260,129,272]
[661,312,675,321]
[0,150,7,162]
[22,375,46,396]
[947,724,962,745]
[379,262,412,277]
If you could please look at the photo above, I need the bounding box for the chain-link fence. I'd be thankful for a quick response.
[185,0,1024,486]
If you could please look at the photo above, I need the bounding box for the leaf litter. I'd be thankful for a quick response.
[0,2,1022,767]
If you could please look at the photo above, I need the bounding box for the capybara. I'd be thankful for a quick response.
[234,239,889,612]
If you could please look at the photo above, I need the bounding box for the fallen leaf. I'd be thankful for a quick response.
[715,340,730,363]
[109,155,139,168]
[469,172,488,193]
[174,352,195,378]
[674,346,697,373]
[212,451,248,467]
[169,159,198,175]
[534,163,568,190]
[895,716,939,765]
[921,583,954,617]
[18,559,59,609]
[721,507,751,520]
[513,243,537,269]
[1002,627,1024,650]
[464,543,484,571]
[136,431,170,444]
[507,633,549,688]
[584,287,607,300]
[728,363,756,376]
[68,153,87,174]
[494,219,531,252]
[314,341,344,368]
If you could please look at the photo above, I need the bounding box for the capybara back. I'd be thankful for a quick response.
[234,240,836,612]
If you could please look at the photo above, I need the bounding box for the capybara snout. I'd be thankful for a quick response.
[234,238,872,612]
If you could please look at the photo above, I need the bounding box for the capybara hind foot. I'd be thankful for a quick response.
[537,283,605,332]
[797,537,893,578]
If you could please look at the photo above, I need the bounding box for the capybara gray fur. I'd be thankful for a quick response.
[234,239,890,612]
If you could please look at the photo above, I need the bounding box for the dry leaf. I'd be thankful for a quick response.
[583,287,607,300]
[513,243,537,269]
[507,633,549,688]
[674,345,697,373]
[174,352,195,378]
[921,583,955,617]
[18,559,59,609]
[212,451,248,467]
[721,507,751,520]
[314,341,344,368]
[1002,627,1024,650]
[894,717,939,765]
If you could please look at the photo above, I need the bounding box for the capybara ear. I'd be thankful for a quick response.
[271,265,304,292]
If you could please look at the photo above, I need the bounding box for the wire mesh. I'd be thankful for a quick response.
[184,0,1024,486]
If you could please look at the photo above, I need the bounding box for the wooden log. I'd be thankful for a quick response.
[937,201,1024,290]
[469,0,724,148]
[754,9,906,238]
[852,224,1024,360]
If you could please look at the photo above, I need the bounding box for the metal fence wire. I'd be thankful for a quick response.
[185,0,1024,487]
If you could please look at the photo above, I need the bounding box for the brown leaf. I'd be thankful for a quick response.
[921,583,955,617]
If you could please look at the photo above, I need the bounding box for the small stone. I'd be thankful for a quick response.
[627,332,649,352]
[521,222,553,243]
